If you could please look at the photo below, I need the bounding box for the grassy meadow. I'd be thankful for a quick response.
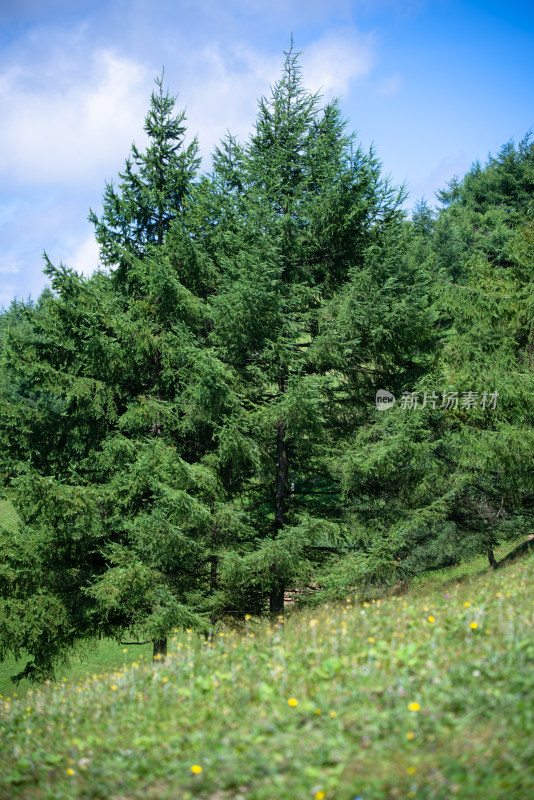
[0,499,18,535]
[1,533,533,799]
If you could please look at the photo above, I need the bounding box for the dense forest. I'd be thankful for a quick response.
[1,47,533,682]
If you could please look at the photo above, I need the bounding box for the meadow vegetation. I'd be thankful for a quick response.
[1,549,533,799]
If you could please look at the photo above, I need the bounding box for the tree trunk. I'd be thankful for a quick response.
[151,393,166,656]
[488,548,497,567]
[152,638,167,661]
[271,368,289,614]
[275,420,289,531]
[270,578,285,614]
[210,555,218,590]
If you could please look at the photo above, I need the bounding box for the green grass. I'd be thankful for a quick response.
[1,551,533,799]
[0,498,19,533]
[409,535,528,593]
[0,639,154,698]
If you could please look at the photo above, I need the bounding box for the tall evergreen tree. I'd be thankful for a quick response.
[202,44,416,613]
[89,74,201,281]
[334,138,534,587]
[0,78,231,678]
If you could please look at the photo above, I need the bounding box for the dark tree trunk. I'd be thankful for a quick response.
[270,579,285,614]
[275,420,289,530]
[271,369,289,614]
[488,548,497,567]
[210,555,218,591]
[151,392,166,656]
[152,638,167,661]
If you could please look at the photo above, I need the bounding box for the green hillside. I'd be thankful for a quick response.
[0,499,18,534]
[1,551,533,800]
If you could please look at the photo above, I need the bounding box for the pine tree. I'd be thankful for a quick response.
[202,43,409,613]
[0,77,231,678]
[89,73,201,280]
[0,247,243,678]
[334,138,534,586]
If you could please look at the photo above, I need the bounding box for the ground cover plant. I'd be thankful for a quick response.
[1,550,533,800]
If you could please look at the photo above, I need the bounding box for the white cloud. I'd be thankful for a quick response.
[0,47,151,186]
[0,26,381,307]
[0,256,21,308]
[179,32,377,157]
[300,28,376,99]
[65,231,101,277]
[0,28,377,189]
[180,43,280,155]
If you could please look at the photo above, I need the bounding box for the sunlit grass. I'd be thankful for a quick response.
[1,551,533,799]
[0,498,19,533]
[0,638,154,698]
[410,534,527,593]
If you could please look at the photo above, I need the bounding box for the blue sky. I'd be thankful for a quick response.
[0,0,533,307]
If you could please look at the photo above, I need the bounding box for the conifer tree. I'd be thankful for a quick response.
[0,78,229,678]
[334,138,534,586]
[5,52,531,684]
[203,44,413,612]
[89,74,200,279]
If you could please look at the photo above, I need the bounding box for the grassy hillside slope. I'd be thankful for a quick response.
[0,499,19,534]
[1,548,533,800]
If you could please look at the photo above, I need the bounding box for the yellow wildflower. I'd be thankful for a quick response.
[470,622,478,630]
[288,698,298,707]
[191,764,203,774]
[408,702,420,712]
